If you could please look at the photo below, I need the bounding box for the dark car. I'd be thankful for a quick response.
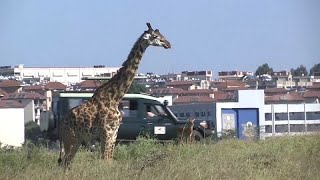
[42,92,215,142]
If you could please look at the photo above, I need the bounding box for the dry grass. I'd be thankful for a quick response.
[1,135,320,180]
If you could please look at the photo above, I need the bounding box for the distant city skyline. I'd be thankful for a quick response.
[0,0,319,74]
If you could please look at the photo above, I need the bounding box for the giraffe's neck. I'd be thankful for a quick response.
[93,33,149,103]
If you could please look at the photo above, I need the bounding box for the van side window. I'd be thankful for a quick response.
[119,100,138,117]
[145,104,167,118]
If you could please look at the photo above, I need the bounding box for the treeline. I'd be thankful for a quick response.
[255,63,320,76]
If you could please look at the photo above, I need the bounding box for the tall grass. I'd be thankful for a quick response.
[1,135,320,180]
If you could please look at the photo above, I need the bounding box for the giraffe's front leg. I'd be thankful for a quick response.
[100,119,120,160]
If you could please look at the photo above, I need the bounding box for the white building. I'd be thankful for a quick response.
[0,64,120,85]
[218,71,253,80]
[0,100,25,147]
[181,70,213,81]
[169,90,320,140]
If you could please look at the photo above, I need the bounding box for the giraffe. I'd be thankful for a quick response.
[58,22,171,168]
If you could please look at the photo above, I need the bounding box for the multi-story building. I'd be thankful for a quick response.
[0,64,119,85]
[218,71,253,80]
[160,73,182,81]
[181,70,212,81]
[160,70,213,82]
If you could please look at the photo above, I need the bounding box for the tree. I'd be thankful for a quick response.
[127,81,147,94]
[100,80,147,94]
[290,65,308,76]
[255,63,274,76]
[309,63,320,76]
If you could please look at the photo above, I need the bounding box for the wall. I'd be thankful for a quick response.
[0,108,25,147]
[20,100,35,124]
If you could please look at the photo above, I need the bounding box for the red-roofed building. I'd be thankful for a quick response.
[0,100,24,108]
[23,82,66,111]
[264,88,289,96]
[166,81,198,90]
[211,80,246,90]
[45,82,66,90]
[74,80,102,91]
[2,92,47,123]
[183,89,215,97]
[306,84,320,92]
[303,91,320,103]
[265,92,305,104]
[173,96,216,105]
[0,80,23,94]
[0,88,8,98]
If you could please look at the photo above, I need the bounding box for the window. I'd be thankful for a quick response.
[179,113,185,117]
[207,111,211,116]
[306,112,320,120]
[194,112,200,117]
[275,125,288,133]
[119,100,138,117]
[275,113,288,121]
[68,98,86,109]
[290,124,305,132]
[185,112,191,117]
[201,112,206,117]
[265,113,272,121]
[144,104,167,118]
[265,125,272,133]
[289,112,304,120]
[307,124,320,132]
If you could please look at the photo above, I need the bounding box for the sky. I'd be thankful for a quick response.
[0,0,319,75]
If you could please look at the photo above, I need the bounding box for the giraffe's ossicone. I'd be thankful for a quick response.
[58,22,171,168]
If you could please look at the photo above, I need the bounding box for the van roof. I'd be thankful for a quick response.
[58,92,162,103]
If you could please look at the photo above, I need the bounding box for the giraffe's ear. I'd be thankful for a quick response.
[146,22,153,31]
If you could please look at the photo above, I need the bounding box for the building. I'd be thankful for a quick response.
[0,80,22,94]
[0,100,25,147]
[181,70,212,81]
[169,89,320,140]
[218,71,253,80]
[23,82,66,111]
[1,92,46,124]
[0,64,120,85]
[160,73,182,81]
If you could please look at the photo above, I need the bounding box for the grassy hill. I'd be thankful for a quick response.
[1,135,320,180]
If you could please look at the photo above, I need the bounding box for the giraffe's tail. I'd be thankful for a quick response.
[57,124,63,166]
[58,138,62,165]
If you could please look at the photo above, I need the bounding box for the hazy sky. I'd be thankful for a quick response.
[0,0,319,75]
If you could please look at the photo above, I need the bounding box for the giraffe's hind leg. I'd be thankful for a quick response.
[100,119,120,160]
[60,128,81,168]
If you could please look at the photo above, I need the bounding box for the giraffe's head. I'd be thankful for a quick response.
[143,22,171,49]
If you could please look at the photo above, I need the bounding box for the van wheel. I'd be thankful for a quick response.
[193,131,204,141]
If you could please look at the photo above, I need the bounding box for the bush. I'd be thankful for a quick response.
[24,121,46,145]
[115,135,161,160]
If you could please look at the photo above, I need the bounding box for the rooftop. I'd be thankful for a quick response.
[0,100,24,108]
[0,80,22,87]
[2,92,46,100]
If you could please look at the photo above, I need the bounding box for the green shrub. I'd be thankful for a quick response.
[25,121,44,144]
